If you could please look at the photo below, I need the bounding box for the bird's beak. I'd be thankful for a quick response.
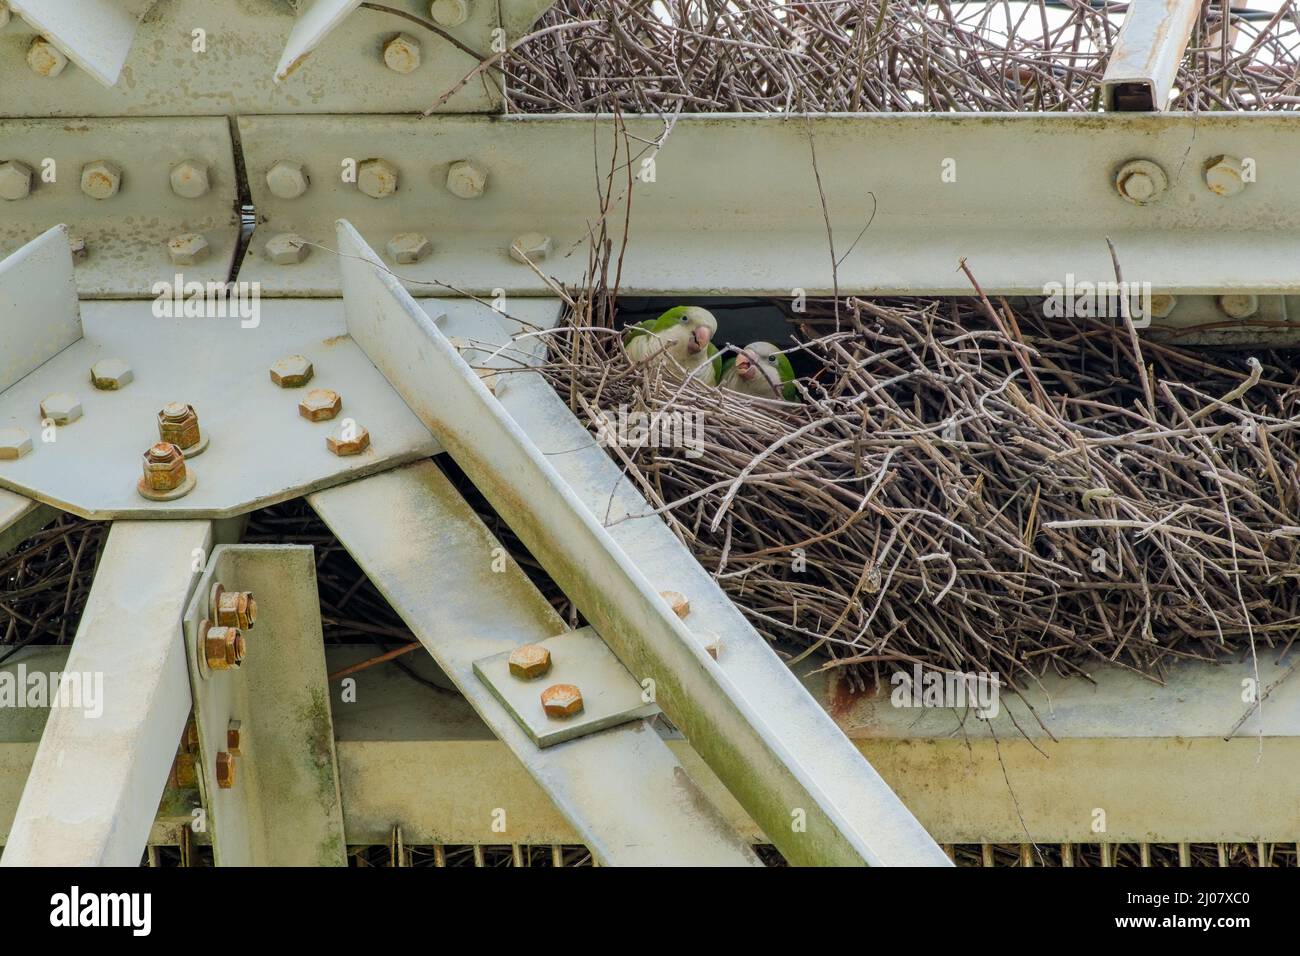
[736,351,757,381]
[687,326,711,354]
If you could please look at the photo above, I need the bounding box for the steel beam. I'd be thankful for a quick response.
[333,220,947,866]
[1103,0,1201,112]
[1,520,211,866]
[7,0,147,88]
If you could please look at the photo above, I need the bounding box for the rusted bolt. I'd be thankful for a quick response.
[270,354,314,387]
[80,160,122,200]
[541,683,584,718]
[0,425,33,461]
[168,233,210,266]
[27,37,68,77]
[510,232,552,264]
[299,388,342,421]
[215,588,257,630]
[0,160,33,201]
[1115,159,1167,205]
[1149,293,1177,320]
[357,158,398,198]
[265,232,309,265]
[170,752,198,789]
[430,0,470,27]
[39,392,81,425]
[68,235,87,263]
[169,160,210,199]
[157,402,203,453]
[382,33,422,74]
[138,442,190,495]
[266,160,309,199]
[215,751,236,789]
[1203,154,1247,197]
[326,422,370,456]
[702,639,722,661]
[446,160,487,199]
[204,625,246,671]
[508,644,552,680]
[90,358,133,390]
[1218,293,1259,319]
[386,232,431,264]
[660,590,690,618]
[183,717,200,753]
[227,720,242,756]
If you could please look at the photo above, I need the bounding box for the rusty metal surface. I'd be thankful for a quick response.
[1103,0,1201,111]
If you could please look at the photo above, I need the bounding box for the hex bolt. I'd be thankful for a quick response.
[382,33,422,74]
[446,160,487,199]
[169,160,210,199]
[431,0,470,27]
[510,232,552,264]
[1114,159,1167,205]
[39,392,82,426]
[170,752,198,789]
[183,717,200,753]
[299,388,342,421]
[540,683,584,718]
[68,235,87,263]
[1204,154,1247,197]
[157,402,206,456]
[27,37,68,77]
[326,423,370,456]
[204,625,246,671]
[227,720,242,756]
[80,160,122,200]
[215,751,236,789]
[357,158,398,199]
[215,588,257,630]
[507,644,552,680]
[1149,293,1177,320]
[0,425,33,461]
[659,590,690,618]
[266,161,309,199]
[137,442,195,499]
[265,232,309,265]
[1218,293,1259,319]
[386,232,431,264]
[0,160,33,201]
[90,358,133,390]
[270,354,314,387]
[168,233,211,266]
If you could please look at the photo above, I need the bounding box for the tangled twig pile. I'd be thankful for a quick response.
[541,294,1300,686]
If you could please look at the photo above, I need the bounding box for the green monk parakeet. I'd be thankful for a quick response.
[719,341,798,401]
[624,306,721,386]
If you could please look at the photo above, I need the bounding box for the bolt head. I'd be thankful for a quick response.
[386,232,432,264]
[1218,293,1259,319]
[357,158,398,198]
[270,354,314,387]
[0,160,33,201]
[0,425,33,461]
[326,423,371,456]
[266,160,309,199]
[90,358,133,390]
[430,0,470,27]
[1204,155,1246,197]
[265,232,309,265]
[508,644,552,679]
[27,37,68,77]
[215,751,236,789]
[383,33,422,73]
[157,402,201,450]
[227,721,242,755]
[541,683,584,718]
[80,161,122,200]
[1148,293,1177,320]
[446,160,487,199]
[142,442,187,491]
[40,392,81,425]
[169,160,210,198]
[298,388,342,421]
[68,235,87,263]
[1115,159,1167,205]
[216,590,257,630]
[168,233,211,266]
[510,232,552,263]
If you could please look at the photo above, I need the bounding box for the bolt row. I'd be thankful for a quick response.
[262,229,552,268]
[264,157,489,201]
[1115,154,1252,205]
[0,158,214,202]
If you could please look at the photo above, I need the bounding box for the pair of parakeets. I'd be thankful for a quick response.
[623,306,798,402]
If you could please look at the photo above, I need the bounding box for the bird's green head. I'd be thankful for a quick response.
[648,305,717,353]
[734,341,798,400]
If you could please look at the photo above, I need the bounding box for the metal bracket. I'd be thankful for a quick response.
[1103,0,1200,112]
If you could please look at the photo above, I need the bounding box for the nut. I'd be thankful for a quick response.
[68,235,87,263]
[326,422,370,456]
[168,233,210,266]
[169,160,210,199]
[299,388,342,421]
[357,158,398,198]
[382,33,422,74]
[1218,293,1259,319]
[158,402,201,450]
[90,358,133,390]
[446,160,487,199]
[40,392,81,425]
[215,751,236,789]
[507,644,552,680]
[265,232,309,265]
[0,160,33,201]
[204,625,246,671]
[215,589,257,630]
[227,720,242,755]
[1115,159,1167,205]
[510,232,552,264]
[81,160,122,200]
[140,442,188,493]
[1149,293,1177,320]
[1204,154,1247,197]
[183,717,200,753]
[170,752,198,789]
[430,0,470,27]
[660,590,690,618]
[386,232,431,264]
[27,37,68,77]
[540,683,584,718]
[270,354,314,387]
[0,425,33,461]
[266,160,309,199]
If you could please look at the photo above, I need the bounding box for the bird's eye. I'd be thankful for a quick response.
[768,355,777,363]
[680,315,688,323]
